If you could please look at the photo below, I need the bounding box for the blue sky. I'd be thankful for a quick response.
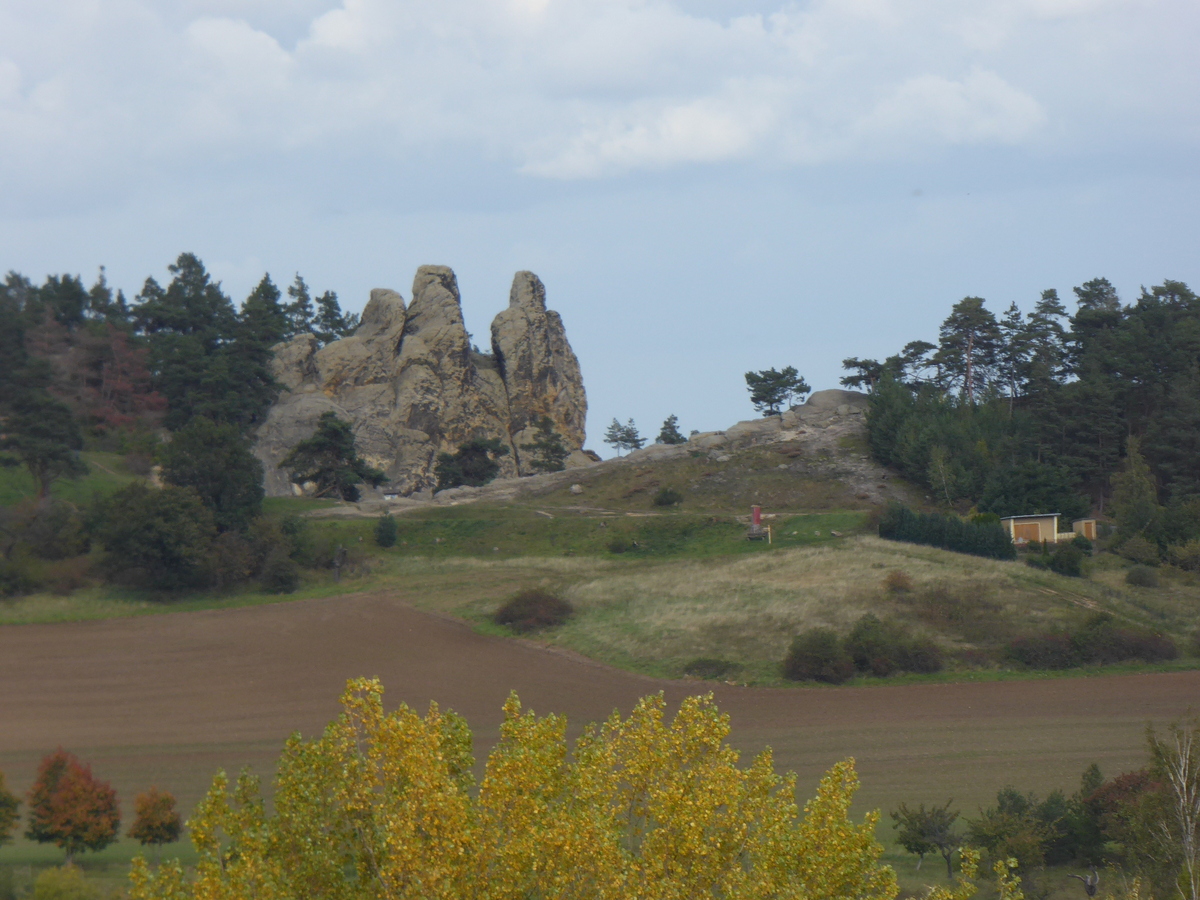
[1,0,1197,452]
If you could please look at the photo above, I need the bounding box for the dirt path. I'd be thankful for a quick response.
[1,592,1195,815]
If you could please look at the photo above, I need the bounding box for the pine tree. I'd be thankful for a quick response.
[621,419,646,452]
[0,392,88,499]
[934,297,1000,404]
[996,301,1029,406]
[285,274,315,337]
[519,417,569,473]
[603,418,626,456]
[279,413,387,501]
[656,414,686,444]
[744,366,809,416]
[1110,436,1160,539]
[434,438,509,490]
[312,291,358,346]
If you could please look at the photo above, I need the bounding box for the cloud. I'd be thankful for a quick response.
[858,69,1046,150]
[0,0,1193,202]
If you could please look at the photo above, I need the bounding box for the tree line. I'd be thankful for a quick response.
[0,254,364,596]
[0,749,181,865]
[890,718,1200,900]
[847,278,1200,561]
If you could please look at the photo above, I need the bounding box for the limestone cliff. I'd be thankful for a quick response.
[254,266,587,497]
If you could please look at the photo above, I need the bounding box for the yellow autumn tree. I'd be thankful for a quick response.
[130,678,900,900]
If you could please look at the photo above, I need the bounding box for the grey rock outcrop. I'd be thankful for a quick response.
[254,267,587,497]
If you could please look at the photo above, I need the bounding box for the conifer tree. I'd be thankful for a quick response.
[656,414,686,444]
[519,417,569,473]
[1111,436,1160,539]
[285,274,315,337]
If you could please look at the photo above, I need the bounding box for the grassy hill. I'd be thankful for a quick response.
[2,432,1197,685]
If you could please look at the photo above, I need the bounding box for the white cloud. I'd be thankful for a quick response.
[0,0,1193,198]
[858,69,1046,150]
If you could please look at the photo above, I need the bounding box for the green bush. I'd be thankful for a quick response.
[1126,565,1160,588]
[1072,533,1094,555]
[1006,612,1177,669]
[494,590,573,633]
[607,537,630,554]
[782,628,854,684]
[1118,535,1161,566]
[22,500,89,560]
[1168,538,1200,572]
[844,613,943,676]
[259,549,300,594]
[32,865,99,900]
[375,513,398,548]
[682,658,738,680]
[1048,542,1084,577]
[878,503,1016,560]
[652,487,683,507]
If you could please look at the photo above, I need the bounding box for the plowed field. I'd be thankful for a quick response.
[1,592,1196,825]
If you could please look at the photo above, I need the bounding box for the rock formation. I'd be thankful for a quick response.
[254,266,587,497]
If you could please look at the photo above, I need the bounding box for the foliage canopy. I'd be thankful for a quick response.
[131,679,898,900]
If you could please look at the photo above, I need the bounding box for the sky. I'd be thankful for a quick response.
[1,0,1197,454]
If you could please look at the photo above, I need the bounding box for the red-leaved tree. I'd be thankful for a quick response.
[128,786,182,858]
[25,748,120,863]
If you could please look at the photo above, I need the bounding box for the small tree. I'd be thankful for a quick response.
[279,412,386,501]
[26,749,120,864]
[621,419,645,452]
[656,414,686,445]
[0,392,88,499]
[128,787,182,858]
[375,513,398,548]
[434,438,509,490]
[602,418,645,457]
[312,291,359,346]
[159,417,265,532]
[95,483,217,590]
[519,417,570,474]
[891,800,962,876]
[603,418,625,456]
[744,366,810,416]
[1112,436,1160,539]
[0,769,19,846]
[1147,718,1200,900]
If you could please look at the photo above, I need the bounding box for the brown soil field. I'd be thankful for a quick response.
[1,592,1197,835]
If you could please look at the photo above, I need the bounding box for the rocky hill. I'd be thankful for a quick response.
[304,388,914,517]
[254,266,588,496]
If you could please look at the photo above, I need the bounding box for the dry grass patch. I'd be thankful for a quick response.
[496,536,1200,681]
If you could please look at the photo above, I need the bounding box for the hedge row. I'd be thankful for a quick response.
[879,504,1016,560]
[1006,613,1177,669]
[783,614,943,683]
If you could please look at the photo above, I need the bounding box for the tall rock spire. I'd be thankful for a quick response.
[254,267,587,496]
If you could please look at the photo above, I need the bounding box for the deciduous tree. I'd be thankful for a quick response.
[128,787,182,856]
[891,800,961,875]
[131,679,900,900]
[26,749,120,864]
